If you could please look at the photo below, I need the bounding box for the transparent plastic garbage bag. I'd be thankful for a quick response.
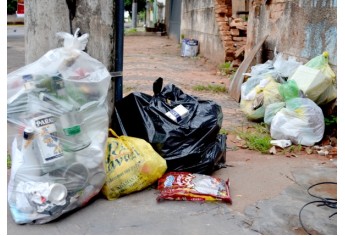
[7,29,111,224]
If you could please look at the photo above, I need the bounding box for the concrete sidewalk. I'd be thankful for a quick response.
[7,14,24,25]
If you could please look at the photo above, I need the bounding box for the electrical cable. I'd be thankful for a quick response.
[298,182,337,235]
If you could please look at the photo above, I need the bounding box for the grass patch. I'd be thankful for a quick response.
[281,144,303,155]
[125,28,137,35]
[7,153,11,169]
[234,123,272,154]
[192,84,227,93]
[124,85,135,93]
[218,61,237,76]
[219,128,229,135]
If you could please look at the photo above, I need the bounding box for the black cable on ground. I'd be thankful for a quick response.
[298,182,337,235]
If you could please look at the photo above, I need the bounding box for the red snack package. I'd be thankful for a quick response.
[156,172,232,203]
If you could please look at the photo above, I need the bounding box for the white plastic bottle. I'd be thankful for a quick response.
[18,127,41,178]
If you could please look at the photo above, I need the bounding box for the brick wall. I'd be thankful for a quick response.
[214,0,248,66]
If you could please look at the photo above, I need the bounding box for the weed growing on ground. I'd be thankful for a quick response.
[125,28,137,35]
[281,144,303,155]
[192,84,227,93]
[324,115,337,126]
[123,85,135,94]
[234,123,272,154]
[218,61,236,76]
[7,153,11,169]
[219,128,229,135]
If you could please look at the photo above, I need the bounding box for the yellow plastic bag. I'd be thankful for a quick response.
[240,77,282,121]
[305,52,337,105]
[102,129,167,200]
[305,51,336,81]
[289,52,336,105]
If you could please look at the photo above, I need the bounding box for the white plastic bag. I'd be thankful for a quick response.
[273,53,301,78]
[270,98,325,146]
[289,52,336,105]
[7,29,111,224]
[264,102,286,125]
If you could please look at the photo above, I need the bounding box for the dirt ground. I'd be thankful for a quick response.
[123,35,253,131]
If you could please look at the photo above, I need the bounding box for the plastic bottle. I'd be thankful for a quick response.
[57,111,91,152]
[18,127,42,178]
[51,73,67,98]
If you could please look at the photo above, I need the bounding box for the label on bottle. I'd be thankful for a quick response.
[31,114,64,164]
[63,125,81,136]
[23,74,35,90]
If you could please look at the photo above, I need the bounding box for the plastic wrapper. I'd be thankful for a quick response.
[102,129,167,200]
[156,172,231,203]
[249,59,274,78]
[272,52,301,78]
[7,29,111,224]
[243,52,301,86]
[270,98,325,146]
[112,78,226,174]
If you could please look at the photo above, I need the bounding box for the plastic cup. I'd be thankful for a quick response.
[63,162,89,192]
[48,183,67,204]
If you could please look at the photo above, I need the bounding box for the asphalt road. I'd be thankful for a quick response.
[7,25,25,73]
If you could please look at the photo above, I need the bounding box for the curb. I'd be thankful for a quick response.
[7,22,24,25]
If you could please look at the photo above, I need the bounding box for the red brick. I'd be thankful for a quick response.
[233,17,244,23]
[223,42,235,48]
[216,16,227,22]
[230,21,247,30]
[232,59,243,67]
[233,36,246,41]
[215,8,228,14]
[219,25,230,31]
[214,0,226,4]
[219,31,231,37]
[230,28,240,36]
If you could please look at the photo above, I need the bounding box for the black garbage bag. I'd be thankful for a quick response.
[112,78,226,174]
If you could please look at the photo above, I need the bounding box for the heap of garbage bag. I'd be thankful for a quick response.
[7,29,111,224]
[7,29,230,225]
[240,51,336,146]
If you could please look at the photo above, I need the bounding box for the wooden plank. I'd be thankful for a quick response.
[234,45,246,58]
[228,34,269,102]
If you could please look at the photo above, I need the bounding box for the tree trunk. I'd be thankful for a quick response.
[25,0,116,123]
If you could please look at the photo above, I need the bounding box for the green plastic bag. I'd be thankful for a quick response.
[305,51,336,81]
[304,51,337,105]
[278,80,300,101]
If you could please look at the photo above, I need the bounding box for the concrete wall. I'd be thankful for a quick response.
[180,0,225,64]
[246,0,337,71]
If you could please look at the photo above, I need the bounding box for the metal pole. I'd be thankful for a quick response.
[115,0,124,102]
[132,0,138,28]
